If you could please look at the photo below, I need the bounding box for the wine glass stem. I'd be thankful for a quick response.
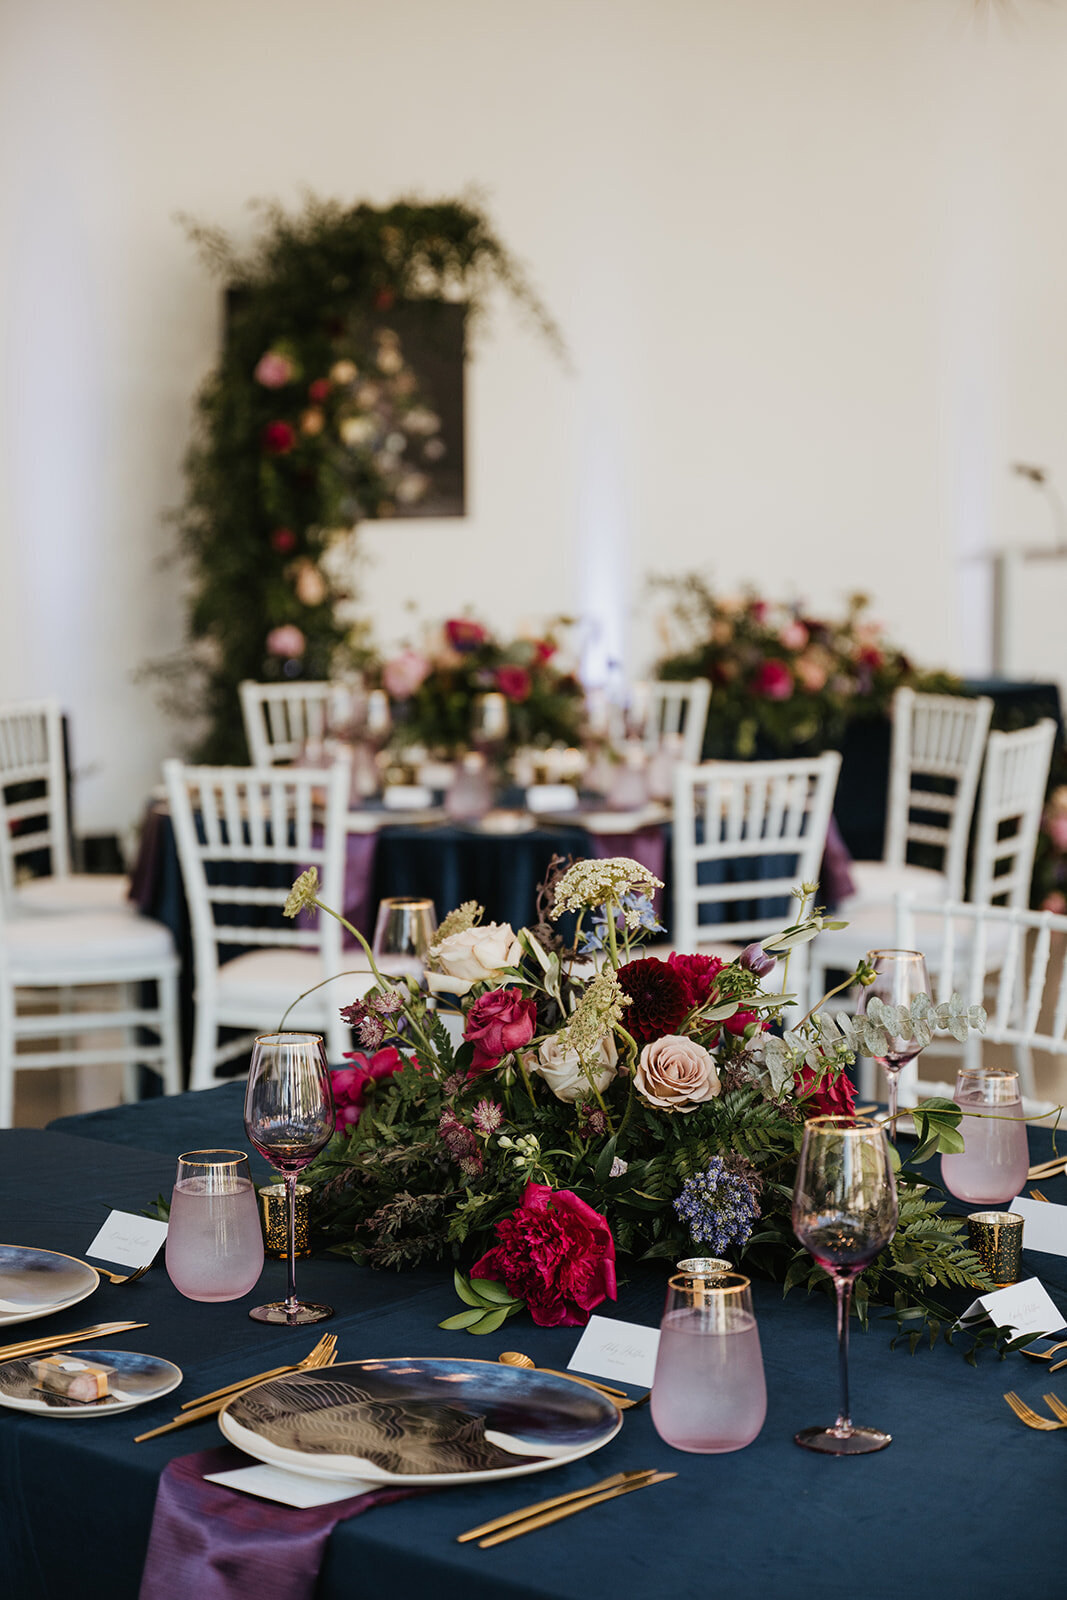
[284,1172,299,1319]
[885,1064,900,1127]
[834,1273,854,1435]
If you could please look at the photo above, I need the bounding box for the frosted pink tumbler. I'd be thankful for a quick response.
[651,1273,766,1453]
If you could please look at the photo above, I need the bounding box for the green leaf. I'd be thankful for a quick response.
[467,1306,510,1334]
[594,1135,619,1185]
[453,1269,482,1308]
[438,1308,487,1330]
[469,1276,520,1306]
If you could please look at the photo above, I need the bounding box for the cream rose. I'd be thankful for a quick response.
[529,1032,618,1103]
[634,1034,720,1112]
[427,922,522,996]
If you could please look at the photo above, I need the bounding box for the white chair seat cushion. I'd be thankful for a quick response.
[3,910,175,974]
[839,862,947,912]
[213,950,376,1028]
[15,874,132,916]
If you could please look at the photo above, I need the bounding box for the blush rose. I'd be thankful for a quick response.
[635,1034,721,1112]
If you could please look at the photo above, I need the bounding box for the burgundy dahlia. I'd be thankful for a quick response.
[616,957,689,1048]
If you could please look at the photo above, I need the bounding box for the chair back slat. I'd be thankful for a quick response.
[970,720,1056,908]
[884,689,993,897]
[634,679,711,765]
[239,681,335,767]
[0,699,73,894]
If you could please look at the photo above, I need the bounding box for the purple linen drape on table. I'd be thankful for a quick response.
[138,1446,420,1600]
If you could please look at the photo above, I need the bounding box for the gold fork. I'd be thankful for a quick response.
[82,1259,153,1286]
[178,1333,336,1409]
[1029,1190,1052,1204]
[1043,1392,1067,1423]
[1003,1391,1067,1431]
[135,1336,337,1441]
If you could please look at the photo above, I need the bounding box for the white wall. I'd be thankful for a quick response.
[3,0,1067,833]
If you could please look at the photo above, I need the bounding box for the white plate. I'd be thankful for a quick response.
[0,1245,99,1327]
[218,1356,623,1486]
[0,1348,182,1417]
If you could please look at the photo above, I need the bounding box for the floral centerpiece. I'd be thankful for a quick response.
[372,618,586,759]
[654,576,960,759]
[288,857,1001,1351]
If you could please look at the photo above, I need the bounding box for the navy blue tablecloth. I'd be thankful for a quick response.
[0,1096,1059,1599]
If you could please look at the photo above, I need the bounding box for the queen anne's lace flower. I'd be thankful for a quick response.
[284,868,320,918]
[558,970,630,1065]
[550,858,664,924]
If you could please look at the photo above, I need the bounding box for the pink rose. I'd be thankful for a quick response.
[463,986,538,1074]
[471,1182,617,1327]
[331,1046,404,1133]
[795,653,828,693]
[254,351,294,389]
[383,649,431,700]
[634,1034,721,1111]
[753,659,793,701]
[308,377,331,403]
[779,620,809,652]
[262,421,297,455]
[270,527,297,554]
[496,665,532,702]
[266,624,305,658]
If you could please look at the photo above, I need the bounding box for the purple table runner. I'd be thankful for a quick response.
[138,1446,420,1600]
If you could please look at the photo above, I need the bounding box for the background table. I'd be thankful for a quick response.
[1,1090,1064,1600]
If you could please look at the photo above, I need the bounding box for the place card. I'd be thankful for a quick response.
[1010,1196,1067,1258]
[958,1276,1066,1339]
[85,1210,169,1270]
[205,1464,376,1508]
[382,784,434,810]
[526,784,579,814]
[567,1314,660,1388]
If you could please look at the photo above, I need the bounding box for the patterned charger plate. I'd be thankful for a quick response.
[218,1356,623,1485]
[0,1348,182,1417]
[0,1245,99,1327]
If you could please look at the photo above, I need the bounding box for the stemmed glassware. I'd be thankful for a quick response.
[372,896,438,980]
[243,1033,335,1325]
[857,950,931,1128]
[792,1115,899,1454]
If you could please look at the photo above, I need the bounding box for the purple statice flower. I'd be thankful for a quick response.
[673,1158,760,1255]
[739,942,776,979]
[471,1098,504,1137]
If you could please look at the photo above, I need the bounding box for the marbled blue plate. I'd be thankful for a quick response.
[0,1245,99,1326]
[0,1347,182,1417]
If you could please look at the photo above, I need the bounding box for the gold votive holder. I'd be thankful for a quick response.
[259,1183,311,1259]
[967,1211,1024,1286]
[676,1256,733,1288]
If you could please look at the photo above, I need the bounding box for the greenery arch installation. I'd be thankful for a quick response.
[168,195,560,761]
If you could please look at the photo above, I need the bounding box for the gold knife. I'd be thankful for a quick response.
[478,1471,676,1547]
[0,1322,147,1362]
[458,1470,656,1542]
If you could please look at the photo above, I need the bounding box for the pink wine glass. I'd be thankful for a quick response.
[858,950,931,1129]
[792,1115,899,1454]
[244,1032,335,1325]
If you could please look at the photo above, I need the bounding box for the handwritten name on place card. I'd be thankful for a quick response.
[568,1314,660,1388]
[86,1210,169,1270]
[958,1277,1066,1340]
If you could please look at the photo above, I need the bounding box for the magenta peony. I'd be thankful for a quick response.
[795,1061,857,1119]
[471,1182,617,1326]
[262,421,297,455]
[463,986,538,1073]
[753,659,793,701]
[496,665,532,702]
[383,650,432,700]
[667,952,724,1011]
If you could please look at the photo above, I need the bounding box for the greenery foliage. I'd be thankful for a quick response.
[162,194,560,761]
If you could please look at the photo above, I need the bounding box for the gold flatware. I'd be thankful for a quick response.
[1048,1355,1067,1374]
[855,1103,878,1116]
[0,1321,148,1363]
[497,1351,631,1400]
[476,1470,676,1547]
[135,1338,337,1442]
[1043,1392,1067,1423]
[178,1333,336,1410]
[1021,1339,1067,1363]
[458,1470,657,1543]
[1030,1190,1052,1204]
[1003,1391,1066,1431]
[77,1258,153,1286]
[1026,1156,1067,1180]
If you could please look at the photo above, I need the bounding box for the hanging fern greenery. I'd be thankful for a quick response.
[158,193,562,761]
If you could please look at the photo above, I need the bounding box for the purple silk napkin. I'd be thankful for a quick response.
[138,1446,420,1600]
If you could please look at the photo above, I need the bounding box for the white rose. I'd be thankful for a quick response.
[529,1031,618,1103]
[426,922,522,996]
[634,1035,720,1113]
